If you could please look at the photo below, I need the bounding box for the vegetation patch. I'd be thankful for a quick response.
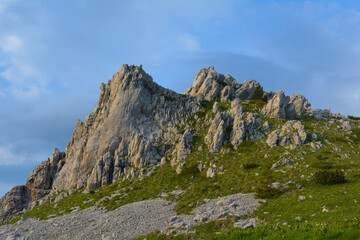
[314,170,346,185]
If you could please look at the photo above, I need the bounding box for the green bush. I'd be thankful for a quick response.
[243,161,260,169]
[253,84,264,100]
[314,170,346,185]
[348,115,360,120]
[255,164,279,199]
[255,185,279,199]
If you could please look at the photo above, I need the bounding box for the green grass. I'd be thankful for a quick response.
[135,219,360,240]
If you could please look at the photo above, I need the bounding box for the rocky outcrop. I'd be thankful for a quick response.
[235,80,260,100]
[186,67,263,102]
[171,129,193,166]
[307,108,346,120]
[205,99,268,152]
[185,67,239,101]
[26,148,65,200]
[0,186,30,225]
[0,148,65,225]
[231,113,267,149]
[266,120,308,148]
[261,91,310,119]
[205,112,231,153]
[51,64,202,191]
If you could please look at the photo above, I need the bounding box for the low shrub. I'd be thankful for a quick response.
[243,161,260,169]
[253,84,264,100]
[255,185,279,199]
[348,115,360,120]
[314,170,346,185]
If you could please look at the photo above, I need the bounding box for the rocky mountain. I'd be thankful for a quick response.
[0,64,356,235]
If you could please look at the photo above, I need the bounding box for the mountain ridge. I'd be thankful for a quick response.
[0,64,350,226]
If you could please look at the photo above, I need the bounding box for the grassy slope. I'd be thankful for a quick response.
[8,99,360,239]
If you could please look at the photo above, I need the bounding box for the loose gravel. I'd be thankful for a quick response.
[0,193,259,240]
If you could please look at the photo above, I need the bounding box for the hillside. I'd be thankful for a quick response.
[1,64,360,239]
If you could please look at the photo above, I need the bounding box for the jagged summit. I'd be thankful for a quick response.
[185,66,261,102]
[0,64,349,225]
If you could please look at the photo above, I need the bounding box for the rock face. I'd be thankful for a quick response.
[262,91,310,119]
[53,64,201,191]
[185,66,239,101]
[0,186,30,225]
[235,79,260,100]
[205,112,231,153]
[266,120,308,148]
[26,148,65,200]
[204,99,268,152]
[0,148,65,225]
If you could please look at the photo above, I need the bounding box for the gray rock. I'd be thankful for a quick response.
[262,91,310,119]
[185,67,237,101]
[0,193,259,239]
[205,113,231,152]
[261,91,288,119]
[235,79,260,100]
[266,120,308,147]
[206,168,216,178]
[54,192,68,203]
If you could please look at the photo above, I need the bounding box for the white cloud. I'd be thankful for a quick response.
[0,145,25,166]
[0,59,47,98]
[179,33,201,52]
[1,35,22,53]
[10,85,43,99]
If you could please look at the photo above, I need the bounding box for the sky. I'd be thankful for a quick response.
[1,0,360,197]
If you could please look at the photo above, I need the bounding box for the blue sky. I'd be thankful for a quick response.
[0,0,360,197]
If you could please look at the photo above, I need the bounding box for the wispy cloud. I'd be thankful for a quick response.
[0,145,25,166]
[0,59,47,98]
[179,33,201,52]
[1,35,22,53]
